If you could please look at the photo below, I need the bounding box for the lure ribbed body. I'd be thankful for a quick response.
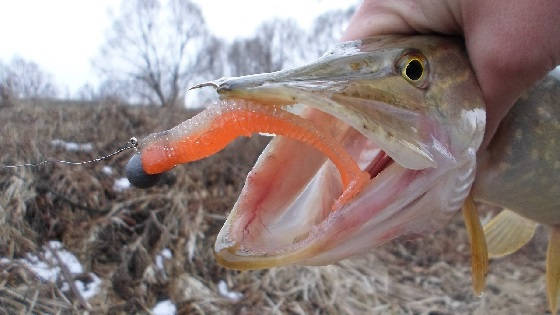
[138,99,369,207]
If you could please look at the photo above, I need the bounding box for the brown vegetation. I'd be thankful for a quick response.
[0,101,548,314]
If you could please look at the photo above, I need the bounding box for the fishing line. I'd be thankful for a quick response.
[1,137,138,169]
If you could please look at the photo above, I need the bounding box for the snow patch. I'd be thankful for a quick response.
[155,248,173,270]
[75,273,102,299]
[102,166,113,175]
[113,177,131,191]
[51,139,93,152]
[152,300,177,315]
[22,252,60,282]
[217,280,243,302]
[14,241,101,301]
[55,247,83,274]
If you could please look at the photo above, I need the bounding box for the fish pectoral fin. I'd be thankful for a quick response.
[462,193,488,296]
[547,226,560,315]
[483,209,538,258]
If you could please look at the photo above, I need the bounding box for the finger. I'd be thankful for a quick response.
[462,0,560,147]
[342,0,462,41]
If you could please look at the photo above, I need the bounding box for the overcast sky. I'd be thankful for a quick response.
[0,0,358,94]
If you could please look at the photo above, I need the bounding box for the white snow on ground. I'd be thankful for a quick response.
[22,251,60,282]
[75,273,102,299]
[102,166,113,175]
[50,139,93,152]
[5,240,101,301]
[152,300,177,315]
[53,243,82,274]
[217,280,243,302]
[155,248,173,270]
[113,177,131,191]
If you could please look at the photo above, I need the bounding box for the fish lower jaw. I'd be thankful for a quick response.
[213,156,475,270]
[214,148,422,269]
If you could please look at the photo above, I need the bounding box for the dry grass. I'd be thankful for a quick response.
[0,100,549,314]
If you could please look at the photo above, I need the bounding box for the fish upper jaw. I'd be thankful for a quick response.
[200,38,481,171]
[212,79,441,171]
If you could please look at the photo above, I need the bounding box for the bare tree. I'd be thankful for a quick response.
[225,8,355,79]
[0,56,58,101]
[226,19,306,77]
[256,19,308,69]
[307,7,356,58]
[76,83,97,101]
[95,0,209,107]
[93,3,355,108]
[0,61,13,106]
[97,79,135,104]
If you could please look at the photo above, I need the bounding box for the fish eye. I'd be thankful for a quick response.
[404,59,423,81]
[398,53,429,87]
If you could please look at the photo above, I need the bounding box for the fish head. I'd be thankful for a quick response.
[197,35,486,269]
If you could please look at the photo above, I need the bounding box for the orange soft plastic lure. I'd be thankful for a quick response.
[138,99,369,208]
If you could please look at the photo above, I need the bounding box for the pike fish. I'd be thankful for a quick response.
[125,36,560,313]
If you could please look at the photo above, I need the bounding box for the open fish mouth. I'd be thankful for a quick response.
[130,36,485,270]
[211,99,474,270]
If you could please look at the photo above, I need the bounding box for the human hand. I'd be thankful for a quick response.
[343,0,560,147]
